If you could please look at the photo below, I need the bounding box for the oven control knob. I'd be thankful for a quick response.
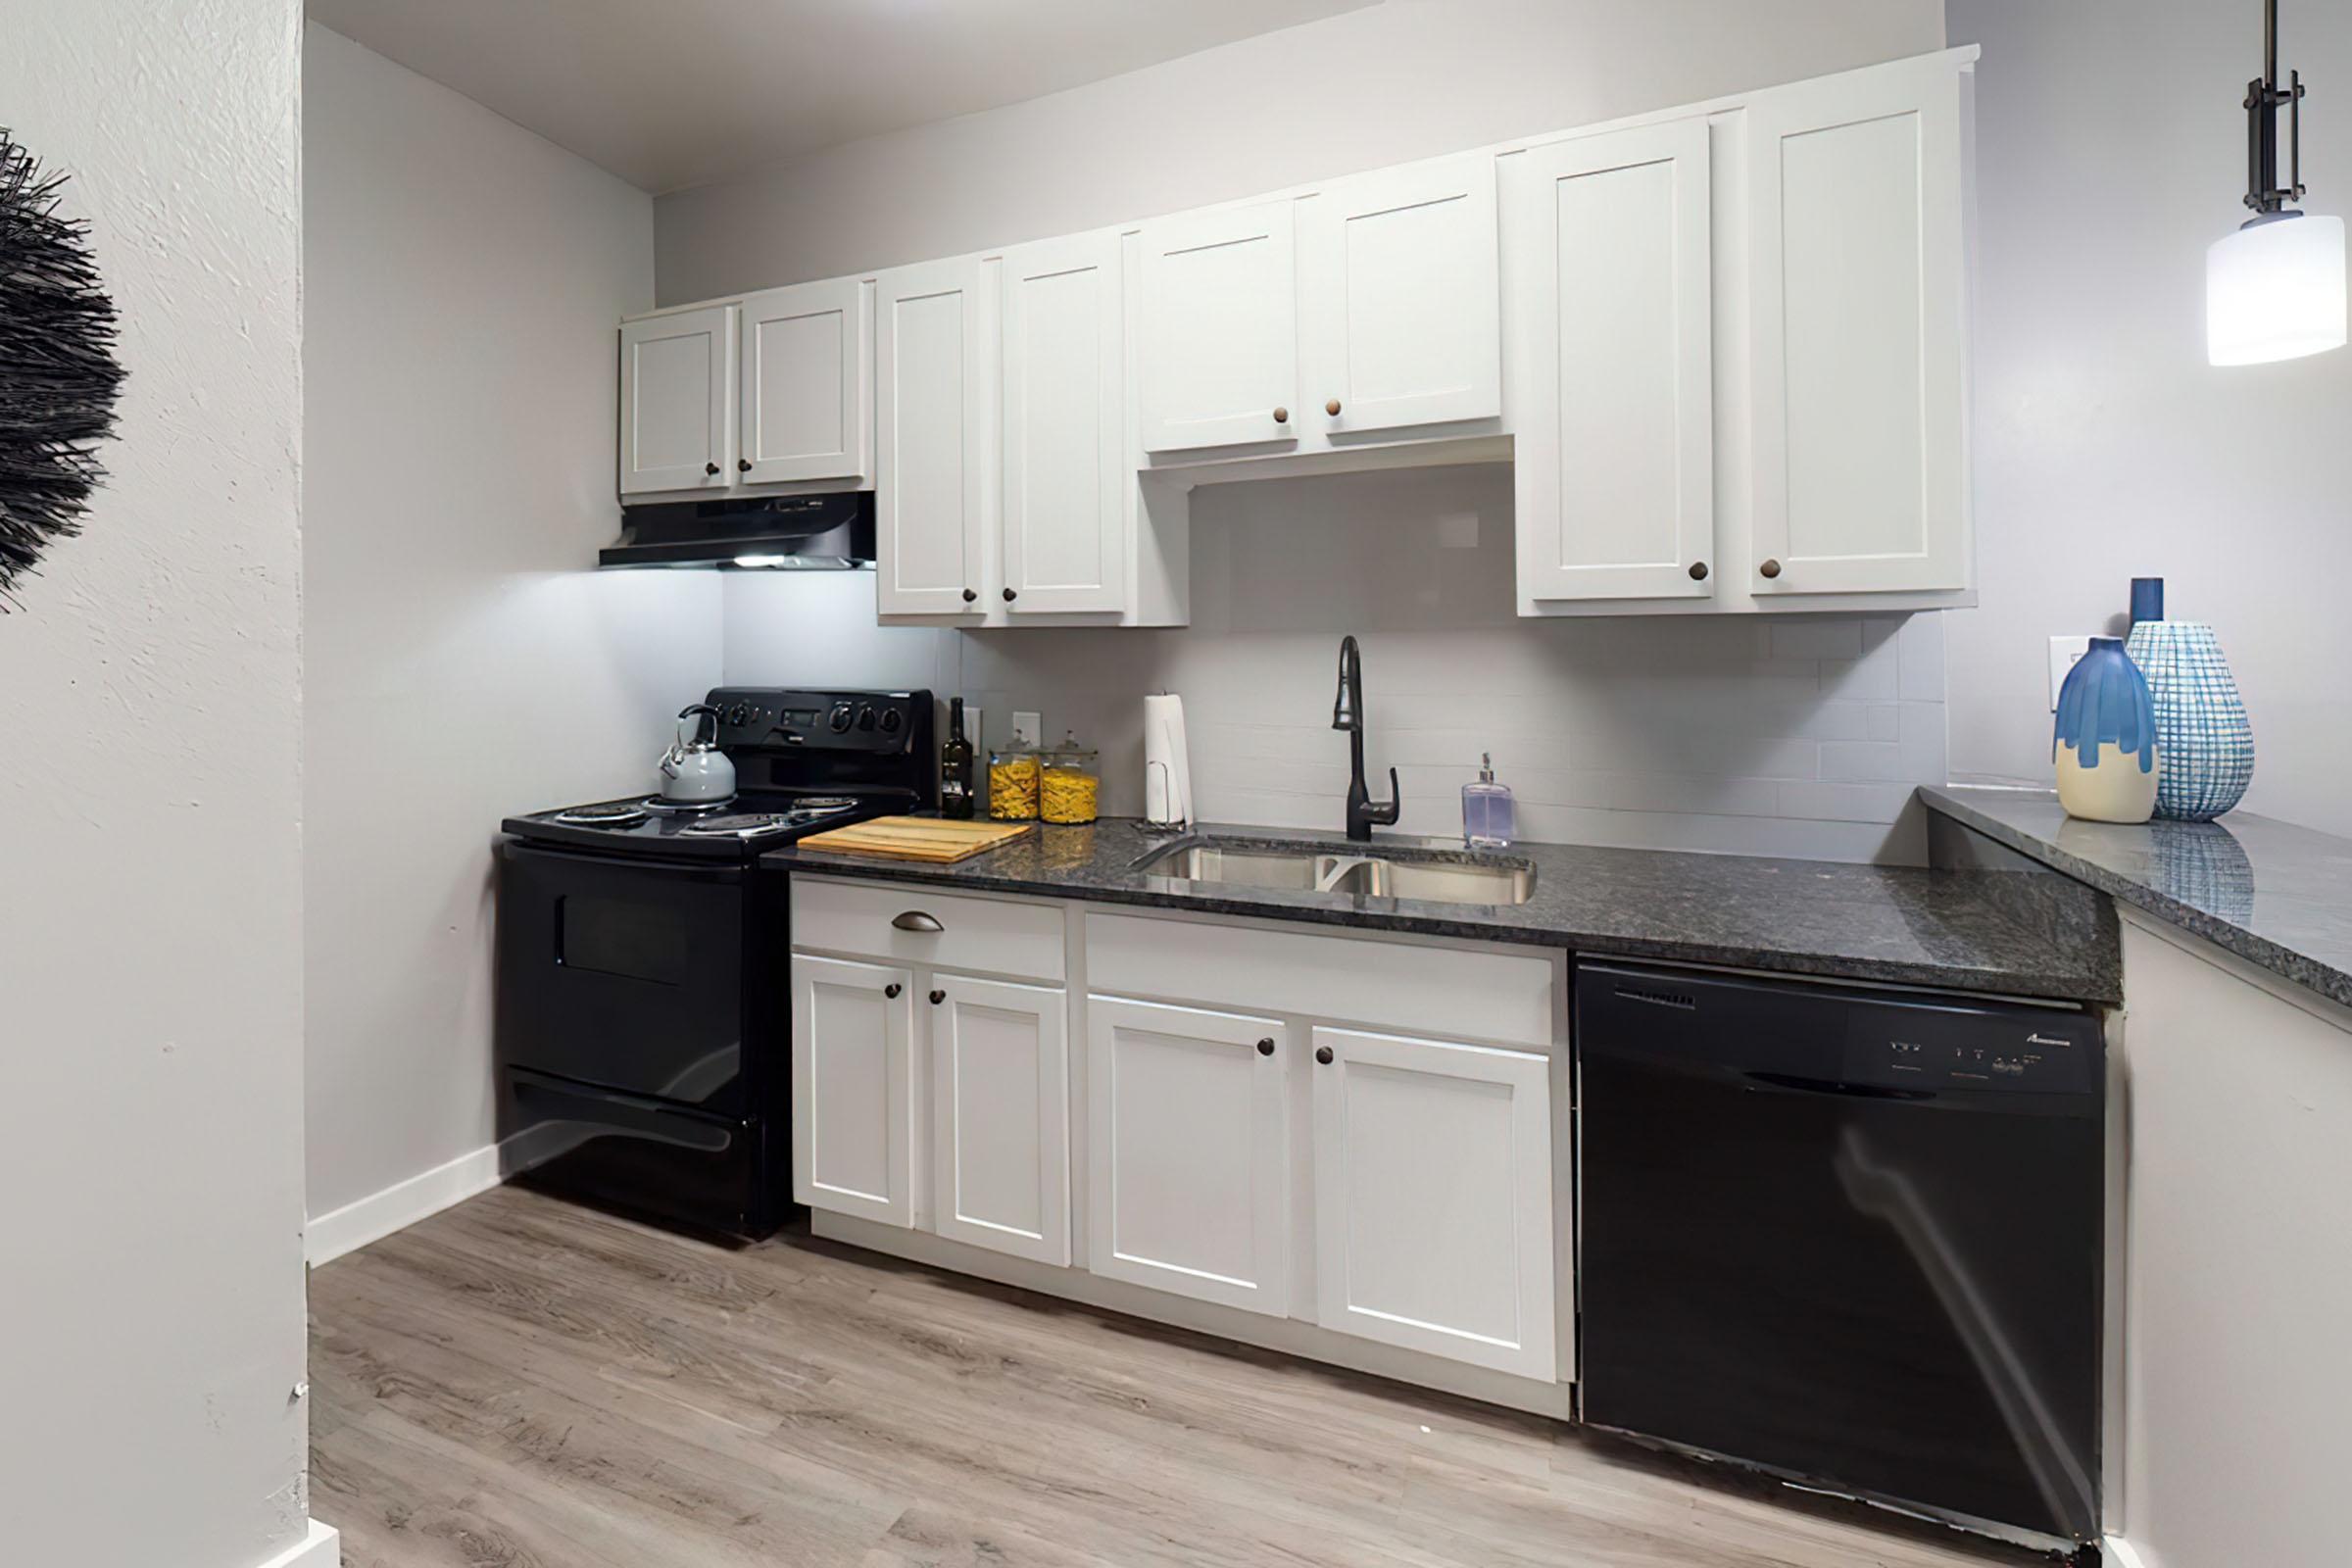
[726,704,749,726]
[856,707,877,731]
[827,703,854,733]
[878,708,904,734]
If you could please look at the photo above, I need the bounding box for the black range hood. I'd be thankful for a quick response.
[600,491,875,570]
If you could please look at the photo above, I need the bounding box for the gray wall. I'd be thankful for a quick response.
[0,0,313,1562]
[673,0,1952,862]
[1947,0,2352,835]
[303,26,723,1224]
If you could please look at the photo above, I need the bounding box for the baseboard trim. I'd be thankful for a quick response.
[2103,1536,2157,1568]
[305,1125,577,1265]
[257,1519,340,1568]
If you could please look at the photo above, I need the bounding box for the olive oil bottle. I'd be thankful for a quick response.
[940,697,975,818]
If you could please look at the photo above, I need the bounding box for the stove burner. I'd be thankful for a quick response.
[677,812,799,839]
[641,795,731,815]
[790,796,858,812]
[554,803,650,827]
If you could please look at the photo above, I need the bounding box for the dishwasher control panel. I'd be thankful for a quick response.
[1856,1008,2101,1096]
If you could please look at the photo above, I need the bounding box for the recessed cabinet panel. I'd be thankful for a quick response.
[1301,157,1501,435]
[1515,121,1714,603]
[791,954,915,1228]
[1140,202,1298,453]
[739,277,871,485]
[1749,61,1968,594]
[620,306,732,495]
[1310,1026,1556,1380]
[877,258,988,615]
[930,975,1071,1267]
[1087,996,1290,1316]
[1003,232,1126,613]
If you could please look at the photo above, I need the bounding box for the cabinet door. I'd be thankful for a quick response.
[1310,1026,1555,1380]
[929,975,1070,1265]
[1002,231,1126,614]
[791,954,915,1228]
[1747,60,1969,595]
[739,277,871,485]
[1087,997,1290,1315]
[1299,156,1501,436]
[619,305,733,495]
[876,257,989,615]
[1139,201,1298,453]
[1515,121,1714,603]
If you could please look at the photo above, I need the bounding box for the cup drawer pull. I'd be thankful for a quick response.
[891,910,945,933]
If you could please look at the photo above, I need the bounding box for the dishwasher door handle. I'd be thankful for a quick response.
[1743,1070,1935,1103]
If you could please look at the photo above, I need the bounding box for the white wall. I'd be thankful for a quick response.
[0,2,314,1565]
[303,25,723,1225]
[1946,0,2352,837]
[678,0,1951,861]
[727,469,1948,862]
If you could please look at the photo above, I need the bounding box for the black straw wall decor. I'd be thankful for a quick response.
[0,129,124,611]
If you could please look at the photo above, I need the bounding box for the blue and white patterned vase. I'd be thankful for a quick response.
[2053,637,2159,823]
[2125,617,2252,820]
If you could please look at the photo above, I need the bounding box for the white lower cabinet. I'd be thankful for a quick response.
[1309,1026,1556,1380]
[791,954,915,1228]
[930,974,1071,1266]
[1086,997,1292,1317]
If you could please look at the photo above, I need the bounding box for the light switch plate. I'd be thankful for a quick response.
[1010,710,1042,748]
[2048,635,2093,710]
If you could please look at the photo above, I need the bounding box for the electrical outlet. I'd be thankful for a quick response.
[1011,710,1042,748]
[2048,635,2093,710]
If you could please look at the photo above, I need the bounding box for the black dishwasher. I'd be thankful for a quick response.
[1576,961,2102,1547]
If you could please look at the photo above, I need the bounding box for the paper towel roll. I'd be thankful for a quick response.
[1143,694,1194,828]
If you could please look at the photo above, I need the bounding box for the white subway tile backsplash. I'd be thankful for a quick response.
[721,467,1948,864]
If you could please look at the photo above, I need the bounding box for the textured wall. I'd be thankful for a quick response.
[1946,0,2352,835]
[302,24,721,1224]
[0,2,312,1565]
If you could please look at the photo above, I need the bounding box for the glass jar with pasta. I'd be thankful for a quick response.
[986,741,1040,821]
[1039,732,1101,825]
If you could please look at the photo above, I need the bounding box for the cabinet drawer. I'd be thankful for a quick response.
[1085,910,1555,1050]
[793,877,1066,983]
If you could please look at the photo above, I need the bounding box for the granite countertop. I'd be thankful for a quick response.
[766,818,2121,1004]
[1923,784,2352,1010]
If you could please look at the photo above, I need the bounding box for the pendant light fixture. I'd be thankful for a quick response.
[2207,0,2347,366]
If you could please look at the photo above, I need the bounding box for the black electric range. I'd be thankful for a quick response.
[495,687,933,1240]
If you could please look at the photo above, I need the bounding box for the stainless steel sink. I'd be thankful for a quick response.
[1134,838,1536,906]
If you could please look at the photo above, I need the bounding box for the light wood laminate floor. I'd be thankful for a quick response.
[311,1185,2042,1568]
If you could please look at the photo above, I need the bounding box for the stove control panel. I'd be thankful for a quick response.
[706,688,928,757]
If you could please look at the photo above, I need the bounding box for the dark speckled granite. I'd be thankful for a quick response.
[765,818,2120,1004]
[1923,785,2352,1010]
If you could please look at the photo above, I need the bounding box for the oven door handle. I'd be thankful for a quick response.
[501,839,745,883]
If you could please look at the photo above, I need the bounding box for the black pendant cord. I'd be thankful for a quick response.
[0,129,125,612]
[2244,0,2309,217]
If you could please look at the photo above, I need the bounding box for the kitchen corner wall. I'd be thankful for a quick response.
[678,0,1950,864]
[724,467,1947,863]
[1947,0,2352,838]
[303,25,723,1226]
[0,2,311,1564]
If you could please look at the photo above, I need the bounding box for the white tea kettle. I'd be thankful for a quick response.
[658,704,737,804]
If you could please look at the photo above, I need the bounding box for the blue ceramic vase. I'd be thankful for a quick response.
[2052,637,2158,823]
[2125,616,2253,821]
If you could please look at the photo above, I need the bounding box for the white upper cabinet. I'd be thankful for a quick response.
[1139,201,1300,453]
[1002,231,1127,614]
[876,257,990,616]
[738,277,872,486]
[1746,56,1970,596]
[1310,1026,1557,1381]
[1514,121,1715,604]
[619,305,734,495]
[1298,156,1501,438]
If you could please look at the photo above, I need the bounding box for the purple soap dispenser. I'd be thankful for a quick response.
[1462,753,1516,850]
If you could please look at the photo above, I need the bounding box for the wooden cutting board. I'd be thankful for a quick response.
[796,815,1036,863]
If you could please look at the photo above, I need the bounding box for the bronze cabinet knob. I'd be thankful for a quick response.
[928,989,946,1005]
[704,462,720,475]
[961,588,978,603]
[1325,399,1343,416]
[1256,1038,1276,1056]
[1689,562,1709,581]
[1003,587,1017,602]
[1759,559,1783,580]
[1273,406,1290,423]
[884,983,903,999]
[1314,1045,1335,1065]
[737,458,753,472]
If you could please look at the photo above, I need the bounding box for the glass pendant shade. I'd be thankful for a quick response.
[2206,212,2348,365]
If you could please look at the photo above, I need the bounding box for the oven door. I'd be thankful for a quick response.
[496,840,748,1116]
